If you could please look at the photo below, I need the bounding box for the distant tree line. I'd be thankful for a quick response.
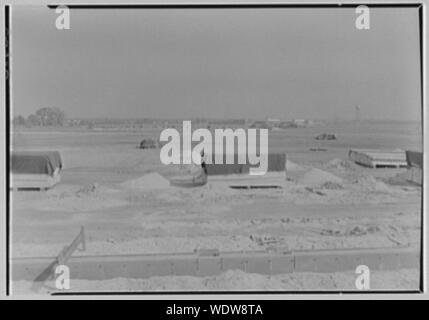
[12,107,66,127]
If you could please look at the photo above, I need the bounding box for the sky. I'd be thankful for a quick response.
[11,6,422,120]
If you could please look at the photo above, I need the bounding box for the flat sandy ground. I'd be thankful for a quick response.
[10,120,422,293]
[12,269,419,294]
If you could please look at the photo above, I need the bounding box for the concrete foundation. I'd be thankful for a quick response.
[11,247,419,282]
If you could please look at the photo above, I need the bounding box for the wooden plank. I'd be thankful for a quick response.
[26,227,85,291]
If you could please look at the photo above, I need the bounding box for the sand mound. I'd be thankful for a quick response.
[174,163,202,176]
[326,158,358,170]
[75,183,99,197]
[120,172,170,190]
[319,181,344,190]
[353,174,390,192]
[298,168,343,187]
[384,171,420,186]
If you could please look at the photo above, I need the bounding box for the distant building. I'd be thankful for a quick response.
[267,118,281,124]
[348,149,407,168]
[250,120,271,129]
[293,119,313,127]
[405,151,422,185]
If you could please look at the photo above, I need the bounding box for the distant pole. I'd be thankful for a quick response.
[355,105,361,122]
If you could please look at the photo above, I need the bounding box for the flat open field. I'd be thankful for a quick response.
[10,120,422,293]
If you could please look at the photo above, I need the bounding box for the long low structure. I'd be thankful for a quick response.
[348,149,407,168]
[205,153,286,175]
[10,151,62,190]
[12,247,419,283]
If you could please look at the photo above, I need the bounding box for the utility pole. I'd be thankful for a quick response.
[355,105,361,122]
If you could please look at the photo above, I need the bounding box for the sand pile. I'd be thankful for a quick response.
[173,163,202,176]
[298,168,343,187]
[384,170,419,186]
[75,183,99,197]
[326,158,358,170]
[120,172,170,190]
[319,181,344,190]
[353,174,390,192]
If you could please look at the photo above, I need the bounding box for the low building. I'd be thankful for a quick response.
[348,149,407,168]
[10,151,62,190]
[205,153,286,175]
[405,150,422,185]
